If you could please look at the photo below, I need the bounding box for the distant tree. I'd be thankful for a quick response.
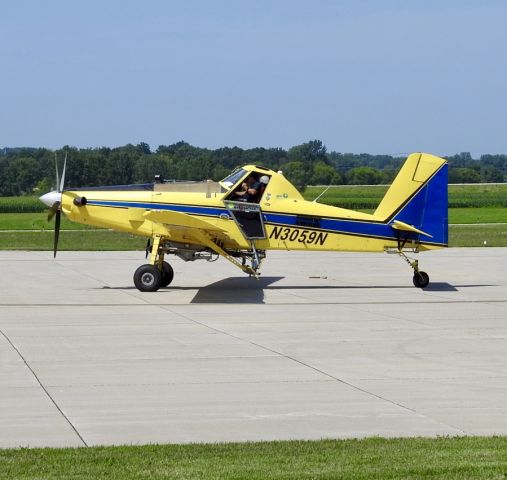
[2,142,507,197]
[331,171,345,185]
[381,169,397,184]
[212,165,230,181]
[287,140,327,167]
[282,161,307,190]
[346,166,383,185]
[3,157,41,195]
[311,161,336,185]
[449,168,481,184]
[481,166,504,183]
[136,142,151,155]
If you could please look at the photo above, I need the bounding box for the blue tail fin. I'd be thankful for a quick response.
[392,162,448,246]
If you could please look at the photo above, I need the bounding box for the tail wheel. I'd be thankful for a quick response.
[413,271,430,289]
[160,261,174,288]
[134,264,162,292]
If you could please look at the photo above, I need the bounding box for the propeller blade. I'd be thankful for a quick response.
[55,153,59,192]
[47,201,60,221]
[59,153,67,193]
[145,238,151,259]
[53,210,61,258]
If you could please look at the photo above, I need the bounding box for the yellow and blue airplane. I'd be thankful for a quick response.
[39,152,448,291]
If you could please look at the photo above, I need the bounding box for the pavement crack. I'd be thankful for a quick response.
[163,307,468,436]
[0,328,88,447]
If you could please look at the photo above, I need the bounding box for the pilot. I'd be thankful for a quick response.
[234,174,261,202]
[257,175,270,199]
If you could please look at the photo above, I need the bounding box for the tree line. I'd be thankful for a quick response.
[0,140,505,196]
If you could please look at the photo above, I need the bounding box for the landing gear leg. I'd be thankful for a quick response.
[398,250,430,289]
[133,235,174,292]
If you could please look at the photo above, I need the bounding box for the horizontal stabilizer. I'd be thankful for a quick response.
[390,220,433,238]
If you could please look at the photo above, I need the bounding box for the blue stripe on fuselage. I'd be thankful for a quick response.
[264,213,403,240]
[87,200,227,217]
[86,199,442,244]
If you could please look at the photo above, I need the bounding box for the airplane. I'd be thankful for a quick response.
[39,152,448,292]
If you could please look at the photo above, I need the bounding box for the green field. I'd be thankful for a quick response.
[304,183,507,209]
[1,437,506,480]
[0,195,45,213]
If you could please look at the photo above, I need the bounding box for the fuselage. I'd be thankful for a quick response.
[59,161,447,254]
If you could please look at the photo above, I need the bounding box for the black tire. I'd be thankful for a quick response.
[133,264,162,292]
[160,261,174,288]
[413,271,430,289]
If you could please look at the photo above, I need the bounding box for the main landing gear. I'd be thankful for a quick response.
[133,236,174,292]
[133,262,174,292]
[398,250,430,289]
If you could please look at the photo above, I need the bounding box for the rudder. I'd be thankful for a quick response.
[374,153,448,246]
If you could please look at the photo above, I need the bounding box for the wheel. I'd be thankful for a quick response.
[413,271,430,289]
[160,261,174,288]
[133,264,162,292]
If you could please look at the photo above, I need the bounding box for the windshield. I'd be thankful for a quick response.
[220,168,247,190]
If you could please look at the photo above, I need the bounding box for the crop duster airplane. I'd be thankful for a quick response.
[39,152,448,292]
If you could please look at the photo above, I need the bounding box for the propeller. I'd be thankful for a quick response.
[39,152,67,257]
[145,238,151,259]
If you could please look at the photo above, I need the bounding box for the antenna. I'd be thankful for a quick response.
[313,184,332,203]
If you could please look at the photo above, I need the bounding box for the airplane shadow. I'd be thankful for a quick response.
[189,276,284,304]
[100,279,495,304]
[187,281,496,303]
[185,279,493,304]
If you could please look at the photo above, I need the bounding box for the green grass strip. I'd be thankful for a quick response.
[449,224,507,247]
[0,437,506,480]
[0,230,145,251]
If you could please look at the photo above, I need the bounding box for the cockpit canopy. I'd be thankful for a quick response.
[220,168,247,190]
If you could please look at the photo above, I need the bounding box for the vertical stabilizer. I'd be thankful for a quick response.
[374,153,448,246]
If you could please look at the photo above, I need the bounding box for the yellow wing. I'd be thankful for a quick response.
[143,210,256,275]
[143,209,224,232]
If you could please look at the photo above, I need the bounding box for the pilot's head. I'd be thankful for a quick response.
[246,174,258,186]
[259,175,270,185]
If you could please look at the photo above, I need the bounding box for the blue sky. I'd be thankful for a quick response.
[1,0,506,155]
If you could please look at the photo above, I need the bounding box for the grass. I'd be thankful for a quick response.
[448,208,506,224]
[0,230,145,251]
[0,437,506,480]
[449,224,507,247]
[0,213,93,230]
